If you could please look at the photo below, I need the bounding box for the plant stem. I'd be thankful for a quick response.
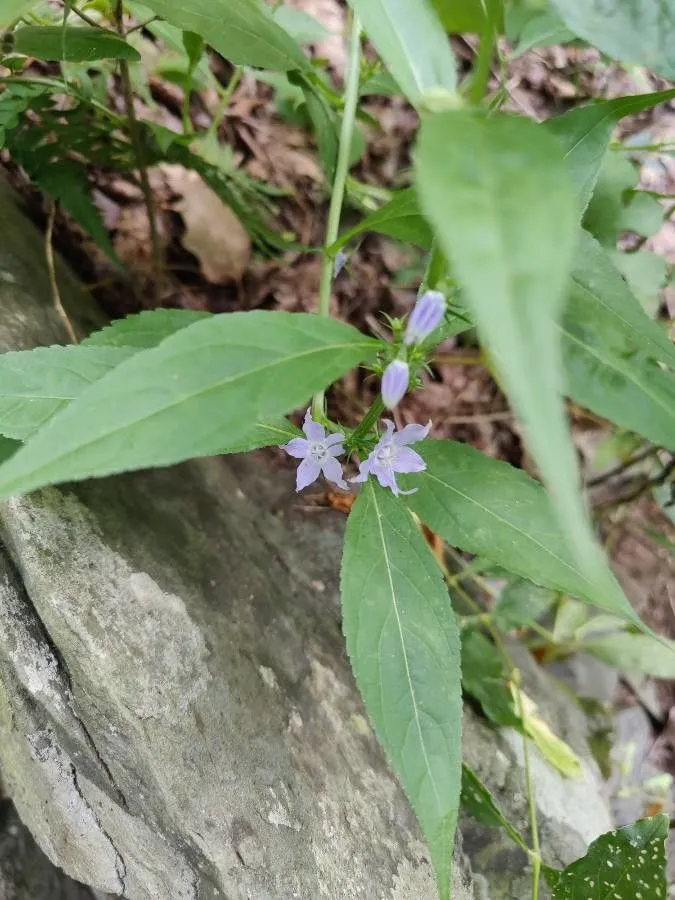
[312,12,361,419]
[45,201,78,344]
[347,397,384,450]
[115,0,162,303]
[206,67,242,141]
[514,674,542,900]
[469,25,495,105]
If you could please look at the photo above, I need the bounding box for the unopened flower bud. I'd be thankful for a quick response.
[381,359,410,409]
[404,290,446,345]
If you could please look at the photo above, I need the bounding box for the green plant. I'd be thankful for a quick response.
[0,1,673,897]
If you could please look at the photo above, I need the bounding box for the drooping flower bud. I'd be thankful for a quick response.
[404,290,446,345]
[381,359,410,409]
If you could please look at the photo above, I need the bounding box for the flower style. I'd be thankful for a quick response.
[351,420,431,495]
[381,359,410,409]
[280,409,348,491]
[404,290,446,345]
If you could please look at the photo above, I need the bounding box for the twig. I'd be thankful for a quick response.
[312,11,362,420]
[585,445,657,487]
[45,202,78,344]
[126,15,159,34]
[67,4,104,29]
[115,0,162,302]
[594,457,675,512]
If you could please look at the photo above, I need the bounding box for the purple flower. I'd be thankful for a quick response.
[280,409,348,491]
[404,290,446,345]
[351,419,431,495]
[381,359,409,409]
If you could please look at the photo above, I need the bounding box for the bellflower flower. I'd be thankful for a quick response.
[351,420,431,496]
[280,409,348,491]
[381,359,410,409]
[404,290,446,345]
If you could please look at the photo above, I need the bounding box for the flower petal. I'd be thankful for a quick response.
[328,443,345,457]
[321,456,348,490]
[372,462,399,495]
[349,457,373,483]
[395,420,432,445]
[281,437,309,459]
[392,447,426,474]
[326,431,346,447]
[302,409,325,442]
[296,457,322,491]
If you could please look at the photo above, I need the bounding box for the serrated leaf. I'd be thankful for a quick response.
[584,631,675,679]
[551,815,668,899]
[0,312,375,498]
[138,0,310,72]
[341,481,462,900]
[461,763,527,850]
[12,26,141,61]
[462,629,520,728]
[550,0,675,80]
[431,0,504,34]
[82,309,211,349]
[415,110,621,617]
[493,581,557,631]
[404,440,634,619]
[347,0,457,108]
[0,345,135,441]
[331,186,433,253]
[545,90,675,213]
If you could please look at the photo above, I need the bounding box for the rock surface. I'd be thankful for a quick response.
[0,178,612,899]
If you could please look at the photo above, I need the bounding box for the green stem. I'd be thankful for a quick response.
[468,24,495,105]
[312,12,362,419]
[347,397,384,450]
[206,67,242,141]
[514,676,541,900]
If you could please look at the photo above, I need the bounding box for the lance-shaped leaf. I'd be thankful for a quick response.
[12,25,141,61]
[415,109,623,618]
[341,482,462,900]
[331,186,433,253]
[0,312,375,498]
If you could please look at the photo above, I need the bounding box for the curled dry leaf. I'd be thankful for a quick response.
[162,164,252,283]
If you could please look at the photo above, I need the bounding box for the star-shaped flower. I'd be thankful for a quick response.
[280,409,348,491]
[351,419,431,495]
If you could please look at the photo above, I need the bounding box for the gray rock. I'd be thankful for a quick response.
[0,177,612,899]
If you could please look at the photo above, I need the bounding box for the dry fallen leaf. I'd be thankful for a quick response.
[162,164,252,283]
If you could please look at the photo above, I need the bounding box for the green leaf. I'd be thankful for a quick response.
[584,631,675,679]
[0,0,39,27]
[182,30,205,73]
[404,440,634,619]
[415,110,617,612]
[12,26,141,61]
[519,688,582,778]
[461,763,527,850]
[347,0,457,108]
[583,154,663,246]
[545,90,675,213]
[550,0,675,80]
[271,6,329,44]
[0,345,135,442]
[341,481,462,900]
[294,74,338,177]
[613,250,667,318]
[431,0,504,33]
[0,436,20,464]
[331,186,433,253]
[506,8,575,57]
[462,629,520,728]
[0,312,375,497]
[82,309,212,349]
[551,814,668,900]
[493,581,557,631]
[138,0,310,71]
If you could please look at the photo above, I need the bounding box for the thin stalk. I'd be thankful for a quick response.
[347,397,384,450]
[312,12,362,419]
[515,676,542,900]
[469,25,495,105]
[115,0,162,302]
[206,67,242,141]
[45,202,78,344]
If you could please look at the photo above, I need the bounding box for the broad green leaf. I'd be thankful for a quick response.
[330,186,433,253]
[460,764,527,850]
[584,154,663,247]
[550,815,668,899]
[570,232,675,371]
[550,0,675,80]
[506,7,575,57]
[271,6,329,44]
[82,309,211,349]
[461,629,520,728]
[347,0,457,108]
[493,581,557,631]
[415,110,616,610]
[614,250,667,318]
[584,631,675,679]
[0,0,38,27]
[341,482,462,900]
[12,26,141,61]
[138,0,310,71]
[0,345,135,442]
[432,0,504,33]
[545,90,675,213]
[404,440,634,619]
[0,312,375,498]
